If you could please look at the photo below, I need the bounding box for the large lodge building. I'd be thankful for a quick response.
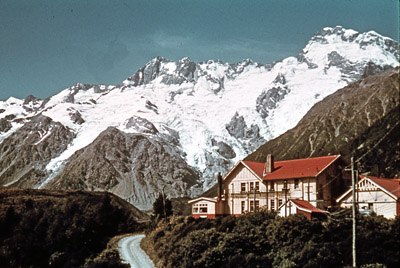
[189,155,349,219]
[189,154,400,219]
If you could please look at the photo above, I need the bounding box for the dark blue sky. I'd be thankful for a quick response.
[1,0,399,100]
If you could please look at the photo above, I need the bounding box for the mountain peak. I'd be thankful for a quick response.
[312,25,360,43]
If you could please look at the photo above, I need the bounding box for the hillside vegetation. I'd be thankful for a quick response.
[0,187,149,268]
[142,211,399,268]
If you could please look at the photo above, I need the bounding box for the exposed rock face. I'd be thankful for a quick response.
[362,62,393,79]
[226,113,266,153]
[68,109,85,125]
[127,57,197,86]
[45,127,201,210]
[0,115,75,187]
[246,68,400,178]
[296,52,319,69]
[0,118,12,133]
[125,116,159,135]
[256,86,290,118]
[211,139,236,159]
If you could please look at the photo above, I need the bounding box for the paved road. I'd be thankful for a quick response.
[118,234,155,268]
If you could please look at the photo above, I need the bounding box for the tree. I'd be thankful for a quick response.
[152,193,172,219]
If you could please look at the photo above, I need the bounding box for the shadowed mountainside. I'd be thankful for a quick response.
[246,68,399,178]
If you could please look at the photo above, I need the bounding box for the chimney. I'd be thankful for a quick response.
[266,154,274,173]
[217,173,223,201]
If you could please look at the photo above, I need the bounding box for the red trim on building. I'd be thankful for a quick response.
[291,199,327,213]
[192,214,216,219]
[397,201,400,217]
[296,208,312,220]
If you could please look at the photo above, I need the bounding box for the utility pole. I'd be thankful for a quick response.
[162,186,166,220]
[253,187,256,212]
[351,157,357,268]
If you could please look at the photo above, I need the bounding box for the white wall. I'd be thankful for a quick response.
[192,200,216,215]
[340,190,398,219]
[224,164,320,215]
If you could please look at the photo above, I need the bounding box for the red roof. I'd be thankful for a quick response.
[361,175,400,198]
[290,199,327,213]
[243,155,340,181]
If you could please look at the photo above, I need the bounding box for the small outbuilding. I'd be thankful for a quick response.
[188,197,225,219]
[278,199,328,220]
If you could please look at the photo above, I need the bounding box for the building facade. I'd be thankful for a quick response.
[337,176,400,219]
[190,155,348,218]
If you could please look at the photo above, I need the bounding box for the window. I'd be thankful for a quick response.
[241,183,246,192]
[294,179,299,189]
[270,200,275,211]
[278,199,283,207]
[283,180,288,189]
[368,203,373,210]
[200,205,208,213]
[250,201,259,212]
[255,182,260,191]
[241,201,246,214]
[250,182,254,191]
[193,207,198,213]
[270,181,275,191]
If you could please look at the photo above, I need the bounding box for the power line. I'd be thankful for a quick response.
[353,120,399,165]
[318,119,399,191]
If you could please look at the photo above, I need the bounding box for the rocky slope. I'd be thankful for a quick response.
[246,68,400,178]
[0,115,75,188]
[45,127,201,209]
[0,26,398,209]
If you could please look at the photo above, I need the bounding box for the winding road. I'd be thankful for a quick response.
[118,234,155,268]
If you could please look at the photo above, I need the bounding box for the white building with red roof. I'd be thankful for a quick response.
[188,197,225,219]
[189,154,349,218]
[337,176,400,219]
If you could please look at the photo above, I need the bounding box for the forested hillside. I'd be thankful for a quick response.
[0,188,149,267]
[142,211,399,268]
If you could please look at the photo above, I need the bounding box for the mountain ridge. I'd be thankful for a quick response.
[0,26,398,209]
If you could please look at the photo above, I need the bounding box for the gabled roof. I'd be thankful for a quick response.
[279,199,328,214]
[242,155,341,181]
[188,197,218,204]
[223,160,264,182]
[336,175,400,203]
[366,176,400,198]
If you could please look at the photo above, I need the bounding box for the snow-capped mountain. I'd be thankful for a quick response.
[0,26,398,209]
